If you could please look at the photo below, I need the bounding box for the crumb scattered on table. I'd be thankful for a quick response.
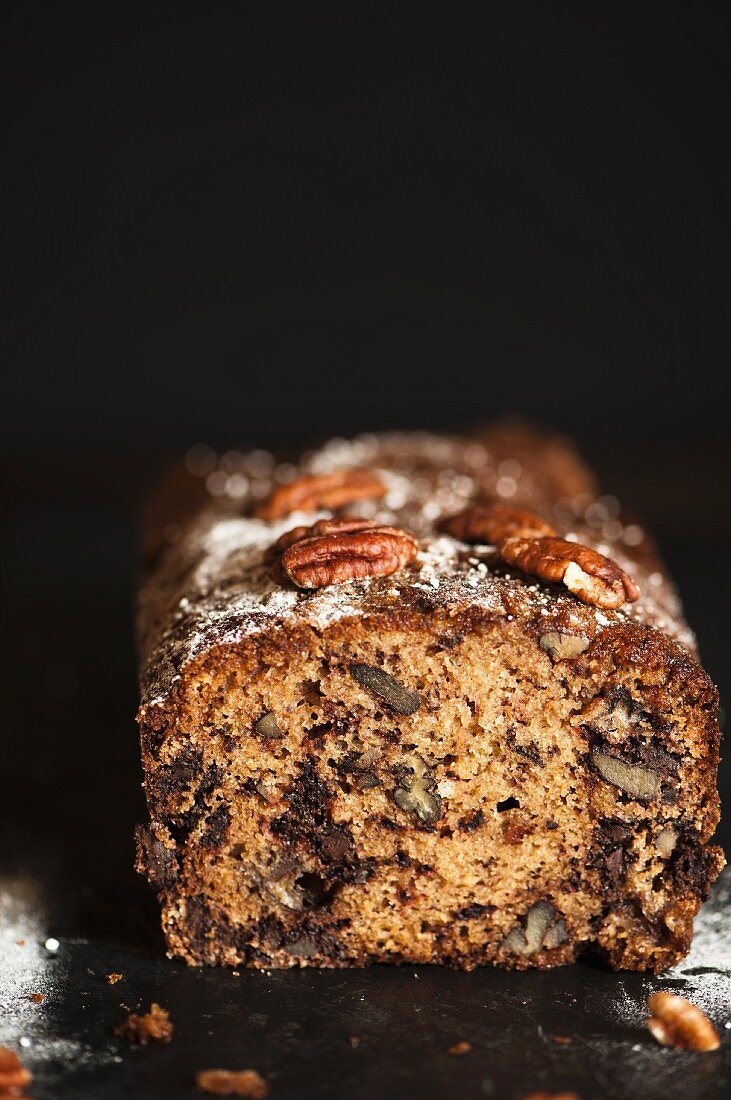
[106,973,123,985]
[646,992,720,1051]
[519,1093,579,1100]
[348,1035,361,1048]
[551,1035,572,1045]
[115,1003,174,1045]
[0,1046,33,1092]
[195,1068,269,1097]
[448,1040,471,1055]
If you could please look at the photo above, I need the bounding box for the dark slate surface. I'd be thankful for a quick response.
[1,871,730,1099]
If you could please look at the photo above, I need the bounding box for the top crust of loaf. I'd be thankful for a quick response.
[137,424,698,717]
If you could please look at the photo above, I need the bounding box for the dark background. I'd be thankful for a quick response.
[1,5,730,1096]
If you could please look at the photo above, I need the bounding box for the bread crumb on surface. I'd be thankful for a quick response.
[0,1046,33,1092]
[114,1003,174,1045]
[646,992,720,1051]
[519,1093,579,1100]
[195,1068,269,1097]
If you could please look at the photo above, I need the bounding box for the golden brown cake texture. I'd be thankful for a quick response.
[135,424,724,972]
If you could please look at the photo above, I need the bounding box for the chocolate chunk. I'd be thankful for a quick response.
[270,759,367,889]
[667,833,717,898]
[590,817,635,893]
[455,902,495,920]
[134,824,179,890]
[335,749,382,790]
[148,746,204,812]
[199,804,231,848]
[458,809,485,832]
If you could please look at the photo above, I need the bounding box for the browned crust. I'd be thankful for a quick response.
[134,424,723,973]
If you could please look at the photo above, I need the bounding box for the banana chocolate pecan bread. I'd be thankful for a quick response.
[135,424,723,972]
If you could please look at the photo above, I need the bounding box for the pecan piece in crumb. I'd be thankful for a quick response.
[498,536,640,609]
[115,1003,173,1045]
[646,992,720,1051]
[503,900,567,956]
[590,752,662,803]
[196,1068,269,1097]
[253,712,285,740]
[656,825,678,857]
[281,526,418,589]
[539,632,589,660]
[440,503,555,543]
[255,469,385,521]
[448,1040,471,1055]
[350,662,421,715]
[0,1047,32,1092]
[393,752,442,823]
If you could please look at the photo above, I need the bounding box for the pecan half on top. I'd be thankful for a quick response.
[254,469,386,521]
[440,503,555,544]
[269,517,374,559]
[278,525,418,589]
[498,535,640,609]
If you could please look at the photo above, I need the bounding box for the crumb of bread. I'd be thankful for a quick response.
[115,1003,173,1045]
[0,1046,33,1092]
[195,1068,269,1097]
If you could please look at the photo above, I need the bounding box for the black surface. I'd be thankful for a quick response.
[2,3,731,456]
[2,5,731,1098]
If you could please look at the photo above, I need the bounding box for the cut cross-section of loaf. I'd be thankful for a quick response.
[135,425,723,971]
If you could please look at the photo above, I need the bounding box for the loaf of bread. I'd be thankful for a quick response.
[135,424,723,972]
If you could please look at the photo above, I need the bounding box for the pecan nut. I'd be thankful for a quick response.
[498,535,640,609]
[441,503,555,543]
[503,900,566,957]
[267,517,374,560]
[280,526,418,589]
[255,470,386,521]
[646,992,720,1051]
[590,752,662,802]
[539,632,590,660]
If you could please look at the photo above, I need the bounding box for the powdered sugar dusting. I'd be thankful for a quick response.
[138,431,700,709]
